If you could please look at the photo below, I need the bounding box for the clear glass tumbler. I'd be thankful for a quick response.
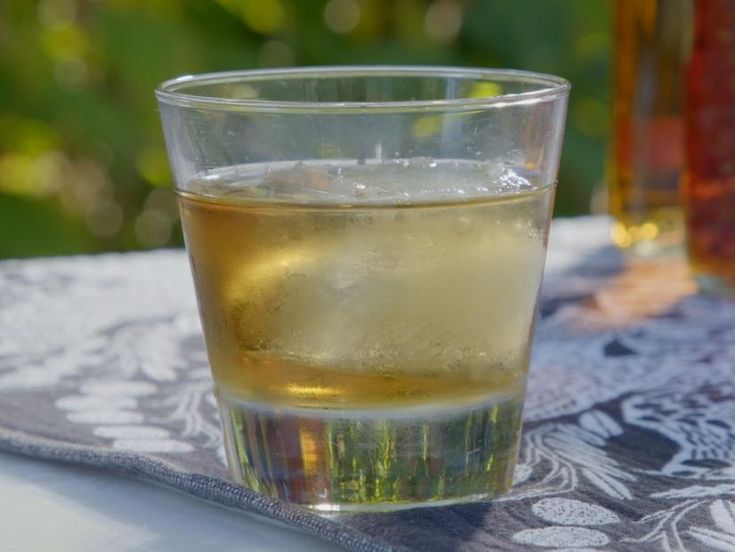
[156,67,569,512]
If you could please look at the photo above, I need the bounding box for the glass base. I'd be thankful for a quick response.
[611,209,684,259]
[623,237,684,259]
[218,388,523,513]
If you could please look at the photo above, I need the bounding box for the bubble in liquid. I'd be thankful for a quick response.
[455,215,473,235]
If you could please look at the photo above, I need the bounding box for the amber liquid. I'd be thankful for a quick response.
[179,160,552,510]
[685,0,735,294]
[611,0,688,256]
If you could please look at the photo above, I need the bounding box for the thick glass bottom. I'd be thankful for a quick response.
[611,208,684,259]
[218,388,524,513]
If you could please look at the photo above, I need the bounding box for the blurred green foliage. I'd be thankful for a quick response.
[0,0,610,258]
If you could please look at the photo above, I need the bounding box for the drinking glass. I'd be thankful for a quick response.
[156,66,569,512]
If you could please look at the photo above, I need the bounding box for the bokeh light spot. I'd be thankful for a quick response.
[41,24,89,61]
[259,40,295,67]
[424,0,462,43]
[136,147,172,187]
[54,57,89,90]
[38,0,77,29]
[468,82,502,99]
[86,200,123,239]
[219,0,288,35]
[412,116,442,139]
[135,210,173,248]
[324,0,361,35]
[0,152,64,198]
[144,188,179,222]
[0,116,60,154]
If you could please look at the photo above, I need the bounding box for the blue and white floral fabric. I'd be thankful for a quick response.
[1,217,733,552]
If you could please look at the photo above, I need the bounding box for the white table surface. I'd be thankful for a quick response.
[0,218,611,552]
[0,450,343,552]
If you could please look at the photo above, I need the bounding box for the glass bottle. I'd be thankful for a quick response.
[610,0,690,256]
[685,0,735,295]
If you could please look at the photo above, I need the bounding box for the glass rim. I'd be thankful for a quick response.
[155,66,570,112]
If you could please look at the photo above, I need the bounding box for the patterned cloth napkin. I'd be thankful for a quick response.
[1,217,734,552]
